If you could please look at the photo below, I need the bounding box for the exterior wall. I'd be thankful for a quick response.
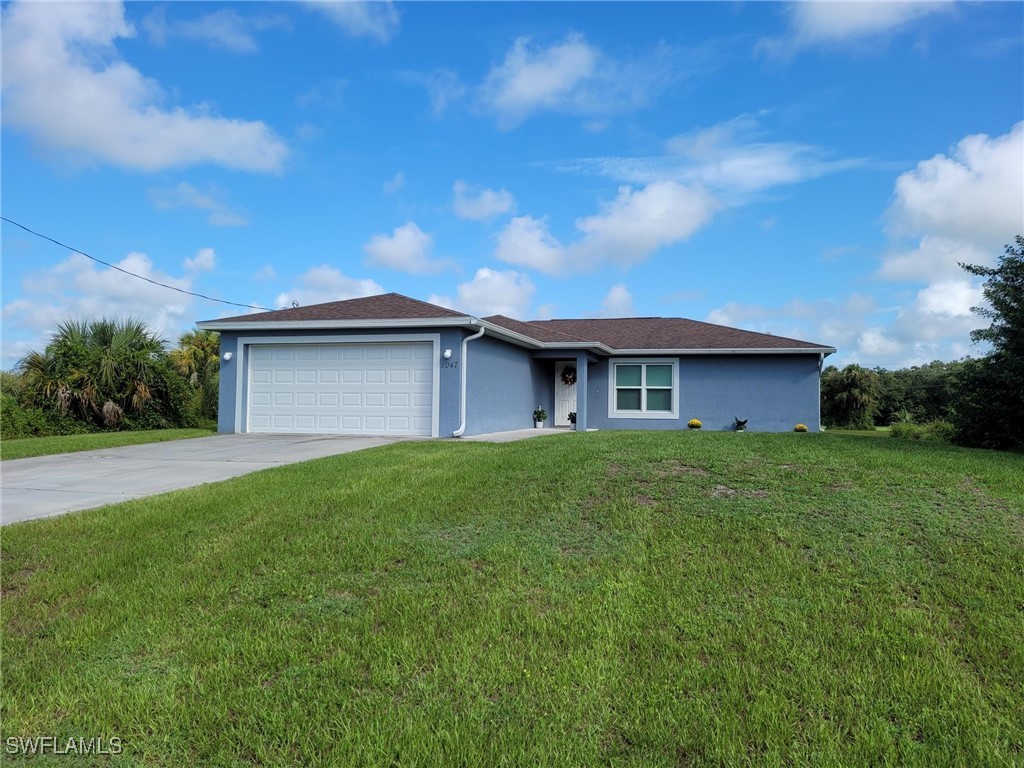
[464,335,549,435]
[216,327,463,436]
[584,354,822,432]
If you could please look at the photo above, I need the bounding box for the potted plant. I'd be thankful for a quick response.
[533,407,547,428]
[568,411,577,430]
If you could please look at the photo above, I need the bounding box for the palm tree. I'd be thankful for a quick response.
[18,318,168,427]
[821,364,880,429]
[170,329,220,420]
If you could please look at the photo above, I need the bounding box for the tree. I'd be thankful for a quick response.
[17,318,187,429]
[821,364,880,429]
[952,236,1024,450]
[170,329,220,421]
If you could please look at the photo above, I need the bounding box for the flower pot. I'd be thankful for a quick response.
[535,421,544,429]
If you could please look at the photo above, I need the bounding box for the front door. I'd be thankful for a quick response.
[554,361,577,426]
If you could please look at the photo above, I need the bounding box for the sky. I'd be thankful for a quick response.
[2,0,1022,371]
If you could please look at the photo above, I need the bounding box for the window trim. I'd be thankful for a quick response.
[607,358,679,420]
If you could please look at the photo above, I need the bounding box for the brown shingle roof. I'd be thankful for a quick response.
[483,314,588,343]
[204,292,466,324]
[201,292,830,351]
[527,317,828,350]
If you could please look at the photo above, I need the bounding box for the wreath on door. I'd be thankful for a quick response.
[561,365,577,386]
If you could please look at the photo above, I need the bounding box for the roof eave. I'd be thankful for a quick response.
[196,316,477,332]
[611,346,838,355]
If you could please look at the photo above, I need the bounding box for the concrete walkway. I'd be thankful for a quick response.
[1,434,404,525]
[1,429,563,525]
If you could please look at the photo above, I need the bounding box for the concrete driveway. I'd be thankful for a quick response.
[1,434,406,525]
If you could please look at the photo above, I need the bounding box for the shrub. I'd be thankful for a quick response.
[794,424,809,432]
[0,392,94,440]
[687,419,702,430]
[890,420,954,443]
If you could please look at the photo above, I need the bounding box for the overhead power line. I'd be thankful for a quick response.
[1,216,273,312]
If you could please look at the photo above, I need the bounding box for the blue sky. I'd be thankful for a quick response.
[2,0,1022,370]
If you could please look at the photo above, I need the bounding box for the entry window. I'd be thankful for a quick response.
[610,360,678,418]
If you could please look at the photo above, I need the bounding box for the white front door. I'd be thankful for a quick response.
[554,361,577,426]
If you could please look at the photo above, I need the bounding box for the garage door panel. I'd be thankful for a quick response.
[248,342,433,436]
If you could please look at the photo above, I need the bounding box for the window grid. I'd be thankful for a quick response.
[614,363,674,414]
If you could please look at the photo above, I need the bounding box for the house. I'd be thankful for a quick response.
[197,292,835,437]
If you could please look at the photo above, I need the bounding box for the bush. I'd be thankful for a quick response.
[0,392,94,440]
[890,420,954,443]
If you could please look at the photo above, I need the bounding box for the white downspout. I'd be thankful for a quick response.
[453,324,486,437]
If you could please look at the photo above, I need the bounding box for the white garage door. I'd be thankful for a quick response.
[248,343,434,436]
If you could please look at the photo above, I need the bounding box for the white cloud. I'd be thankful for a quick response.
[184,247,217,273]
[595,284,635,317]
[363,222,449,274]
[142,7,289,53]
[874,122,1022,354]
[0,2,289,173]
[253,265,277,282]
[305,1,399,42]
[148,182,248,227]
[452,181,515,220]
[496,181,718,275]
[494,215,571,274]
[760,2,954,56]
[887,122,1023,249]
[890,280,985,348]
[561,115,864,199]
[878,235,988,282]
[1,249,220,366]
[403,68,466,117]
[479,33,686,128]
[429,268,534,318]
[856,328,902,358]
[481,33,598,127]
[382,172,404,195]
[274,266,383,309]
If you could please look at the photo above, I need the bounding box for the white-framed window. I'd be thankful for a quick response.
[607,359,679,419]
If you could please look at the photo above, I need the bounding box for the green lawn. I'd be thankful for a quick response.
[0,428,216,461]
[2,433,1022,766]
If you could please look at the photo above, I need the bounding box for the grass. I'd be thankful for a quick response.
[825,426,893,438]
[2,432,1022,766]
[0,428,216,461]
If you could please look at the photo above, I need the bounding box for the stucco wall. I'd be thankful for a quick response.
[584,354,822,432]
[215,327,463,435]
[464,335,548,435]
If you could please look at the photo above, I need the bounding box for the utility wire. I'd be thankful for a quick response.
[1,216,273,312]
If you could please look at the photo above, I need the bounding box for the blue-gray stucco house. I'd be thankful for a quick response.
[197,293,836,437]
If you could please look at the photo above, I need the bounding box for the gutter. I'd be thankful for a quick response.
[196,316,476,332]
[452,324,486,437]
